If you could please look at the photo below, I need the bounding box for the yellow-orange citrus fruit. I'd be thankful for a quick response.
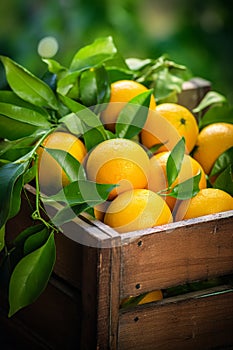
[101,79,156,131]
[147,152,207,210]
[175,188,233,221]
[193,122,233,175]
[104,189,173,233]
[121,290,163,307]
[37,131,87,192]
[141,103,199,154]
[85,138,150,200]
[137,290,163,304]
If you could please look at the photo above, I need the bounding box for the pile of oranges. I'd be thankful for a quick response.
[38,80,233,234]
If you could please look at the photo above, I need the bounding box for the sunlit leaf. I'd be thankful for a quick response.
[0,115,43,140]
[44,148,86,182]
[166,138,185,187]
[8,232,56,317]
[0,91,50,119]
[43,180,116,207]
[115,90,153,139]
[168,172,201,199]
[79,66,110,106]
[70,36,117,71]
[193,91,227,114]
[51,203,89,227]
[0,56,58,110]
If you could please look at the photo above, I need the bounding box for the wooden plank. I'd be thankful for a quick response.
[118,286,233,350]
[121,211,233,297]
[80,238,121,350]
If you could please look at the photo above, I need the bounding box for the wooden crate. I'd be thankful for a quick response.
[2,78,233,349]
[2,187,233,350]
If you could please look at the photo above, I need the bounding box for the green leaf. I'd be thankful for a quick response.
[44,180,116,227]
[8,232,56,317]
[70,36,117,71]
[0,225,5,253]
[13,224,46,247]
[83,127,109,151]
[166,138,185,187]
[0,56,58,110]
[0,146,33,162]
[59,94,105,129]
[209,147,233,178]
[42,58,67,76]
[52,203,89,227]
[213,165,233,195]
[0,91,50,118]
[44,180,116,207]
[105,52,133,83]
[115,90,153,139]
[23,163,37,184]
[0,102,51,127]
[24,227,50,255]
[79,66,110,106]
[0,162,28,229]
[193,91,227,114]
[59,95,108,150]
[168,172,201,199]
[56,70,80,97]
[126,58,152,71]
[0,115,42,140]
[44,148,86,182]
[199,105,233,129]
[154,68,184,104]
[0,130,46,158]
[59,113,84,136]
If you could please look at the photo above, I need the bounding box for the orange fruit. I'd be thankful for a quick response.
[37,131,87,193]
[101,79,156,131]
[85,138,150,200]
[147,152,207,210]
[193,122,233,175]
[121,290,163,307]
[103,188,173,233]
[141,103,199,154]
[175,188,233,221]
[137,290,163,305]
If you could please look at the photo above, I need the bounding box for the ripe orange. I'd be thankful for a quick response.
[175,188,233,221]
[148,152,207,211]
[121,290,163,307]
[103,188,173,233]
[37,131,87,192]
[141,103,199,154]
[193,122,233,175]
[85,138,150,200]
[101,79,156,132]
[137,290,163,304]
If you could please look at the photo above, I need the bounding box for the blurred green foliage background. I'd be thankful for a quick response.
[0,0,233,102]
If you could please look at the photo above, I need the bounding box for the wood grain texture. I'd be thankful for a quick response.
[121,211,233,297]
[118,286,233,350]
[80,239,121,350]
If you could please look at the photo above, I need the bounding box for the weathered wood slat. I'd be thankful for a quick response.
[118,286,233,350]
[121,211,233,297]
